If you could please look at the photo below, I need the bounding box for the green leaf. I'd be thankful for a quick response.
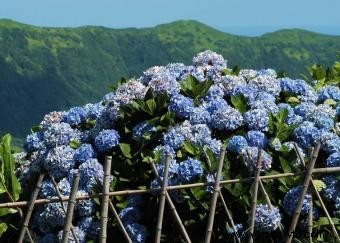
[0,223,8,237]
[69,140,81,149]
[230,94,248,113]
[116,201,128,209]
[0,208,17,217]
[180,75,213,100]
[183,141,200,156]
[0,134,21,200]
[279,156,292,173]
[30,125,41,133]
[316,217,340,227]
[119,143,132,158]
[145,99,157,115]
[190,188,207,200]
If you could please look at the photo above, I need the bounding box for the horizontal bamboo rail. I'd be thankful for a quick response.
[1,167,339,209]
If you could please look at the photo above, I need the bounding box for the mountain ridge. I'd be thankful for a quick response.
[0,19,339,140]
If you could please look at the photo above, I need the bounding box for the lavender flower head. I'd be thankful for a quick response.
[74,143,96,163]
[43,122,75,148]
[94,129,120,152]
[246,130,268,149]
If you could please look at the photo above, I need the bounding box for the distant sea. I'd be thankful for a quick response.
[217,26,340,37]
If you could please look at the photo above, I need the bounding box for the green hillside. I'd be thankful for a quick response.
[0,19,339,140]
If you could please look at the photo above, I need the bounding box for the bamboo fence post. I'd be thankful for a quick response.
[61,173,80,243]
[99,156,112,243]
[294,144,340,242]
[50,176,79,243]
[286,143,320,243]
[108,201,132,243]
[150,162,191,243]
[204,148,226,243]
[155,155,171,243]
[248,149,263,243]
[18,173,44,243]
[0,167,339,209]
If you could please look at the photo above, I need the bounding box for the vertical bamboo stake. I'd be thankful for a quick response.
[108,201,132,243]
[155,155,171,243]
[18,173,44,243]
[307,196,313,243]
[286,143,320,243]
[294,144,340,242]
[99,156,112,243]
[150,162,191,243]
[204,148,226,243]
[50,176,79,243]
[61,173,80,243]
[248,149,263,243]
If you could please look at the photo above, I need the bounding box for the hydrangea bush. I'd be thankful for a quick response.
[16,51,339,242]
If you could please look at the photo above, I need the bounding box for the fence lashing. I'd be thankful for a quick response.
[61,172,80,243]
[155,154,171,243]
[248,149,263,243]
[150,161,191,243]
[99,156,112,243]
[50,176,79,243]
[17,173,44,243]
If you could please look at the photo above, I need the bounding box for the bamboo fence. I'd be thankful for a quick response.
[1,151,339,242]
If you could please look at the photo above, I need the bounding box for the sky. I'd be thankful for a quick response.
[1,0,340,36]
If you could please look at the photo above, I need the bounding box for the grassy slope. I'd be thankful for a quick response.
[0,19,339,139]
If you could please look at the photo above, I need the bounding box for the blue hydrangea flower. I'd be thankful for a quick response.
[43,122,75,148]
[206,84,224,101]
[165,63,191,81]
[323,176,339,201]
[318,86,340,102]
[219,75,247,96]
[24,132,44,152]
[155,161,179,177]
[127,195,143,207]
[132,121,156,141]
[58,178,71,195]
[231,85,258,102]
[78,158,104,192]
[84,102,105,120]
[250,100,279,114]
[37,203,66,233]
[44,145,75,180]
[38,234,58,243]
[94,129,120,152]
[193,50,227,70]
[111,80,147,106]
[326,152,340,167]
[169,94,195,118]
[244,109,269,131]
[249,74,281,96]
[78,217,100,239]
[246,130,268,149]
[57,226,86,243]
[191,124,212,146]
[248,92,276,105]
[283,186,312,216]
[280,78,316,99]
[205,98,229,114]
[211,106,243,131]
[241,147,272,172]
[76,191,95,217]
[294,102,316,118]
[177,158,204,183]
[254,204,281,232]
[74,143,96,163]
[163,127,185,150]
[314,115,334,130]
[189,106,211,125]
[227,136,248,153]
[293,121,319,148]
[119,206,142,225]
[62,107,87,126]
[204,138,222,155]
[125,223,148,243]
[147,70,180,95]
[153,145,176,162]
[228,223,244,234]
[39,179,56,198]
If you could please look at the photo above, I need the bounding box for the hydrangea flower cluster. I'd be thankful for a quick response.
[254,204,281,232]
[19,51,339,242]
